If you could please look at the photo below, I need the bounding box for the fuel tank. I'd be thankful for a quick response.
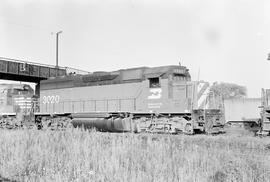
[71,116,139,133]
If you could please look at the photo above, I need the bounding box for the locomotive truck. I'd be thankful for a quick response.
[37,64,224,134]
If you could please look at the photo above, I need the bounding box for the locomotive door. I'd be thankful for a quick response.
[172,83,192,112]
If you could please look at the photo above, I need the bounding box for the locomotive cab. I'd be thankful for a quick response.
[142,65,194,114]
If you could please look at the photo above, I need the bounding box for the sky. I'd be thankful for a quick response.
[0,0,270,97]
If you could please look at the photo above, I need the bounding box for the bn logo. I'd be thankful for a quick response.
[148,88,162,99]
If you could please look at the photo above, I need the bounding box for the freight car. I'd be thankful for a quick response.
[223,89,270,136]
[37,64,224,134]
[224,98,261,122]
[223,98,261,135]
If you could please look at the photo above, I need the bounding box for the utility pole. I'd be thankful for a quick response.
[56,31,63,68]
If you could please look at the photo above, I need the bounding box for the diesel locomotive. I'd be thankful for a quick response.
[37,64,223,134]
[0,64,223,133]
[0,84,34,114]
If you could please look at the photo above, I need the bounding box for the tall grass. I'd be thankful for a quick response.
[0,129,270,182]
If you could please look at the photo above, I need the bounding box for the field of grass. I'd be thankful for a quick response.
[0,129,270,182]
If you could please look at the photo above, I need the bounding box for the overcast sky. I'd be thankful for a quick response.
[1,0,270,97]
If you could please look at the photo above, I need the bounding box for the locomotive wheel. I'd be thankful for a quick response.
[184,123,193,135]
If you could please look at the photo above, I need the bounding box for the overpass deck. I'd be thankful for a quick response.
[0,57,89,83]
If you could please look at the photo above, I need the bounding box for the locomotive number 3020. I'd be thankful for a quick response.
[42,95,60,104]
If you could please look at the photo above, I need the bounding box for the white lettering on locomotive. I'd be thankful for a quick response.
[148,88,162,99]
[148,103,162,109]
[42,95,60,104]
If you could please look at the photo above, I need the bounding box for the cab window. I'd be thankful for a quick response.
[149,77,160,88]
[173,74,186,81]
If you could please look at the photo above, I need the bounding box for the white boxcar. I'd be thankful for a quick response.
[224,98,261,122]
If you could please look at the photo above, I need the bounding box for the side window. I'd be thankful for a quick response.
[149,77,160,88]
[173,74,186,81]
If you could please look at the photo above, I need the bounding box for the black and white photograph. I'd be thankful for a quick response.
[0,0,270,181]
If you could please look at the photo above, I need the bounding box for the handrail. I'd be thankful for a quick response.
[64,67,91,75]
[40,98,137,113]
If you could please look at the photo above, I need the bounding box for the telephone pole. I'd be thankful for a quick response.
[56,31,63,68]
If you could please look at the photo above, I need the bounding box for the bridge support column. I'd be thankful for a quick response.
[35,82,40,97]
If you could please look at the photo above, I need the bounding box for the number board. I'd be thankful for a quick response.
[173,69,185,74]
[42,95,60,104]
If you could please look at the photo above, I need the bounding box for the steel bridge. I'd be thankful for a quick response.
[0,57,90,95]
